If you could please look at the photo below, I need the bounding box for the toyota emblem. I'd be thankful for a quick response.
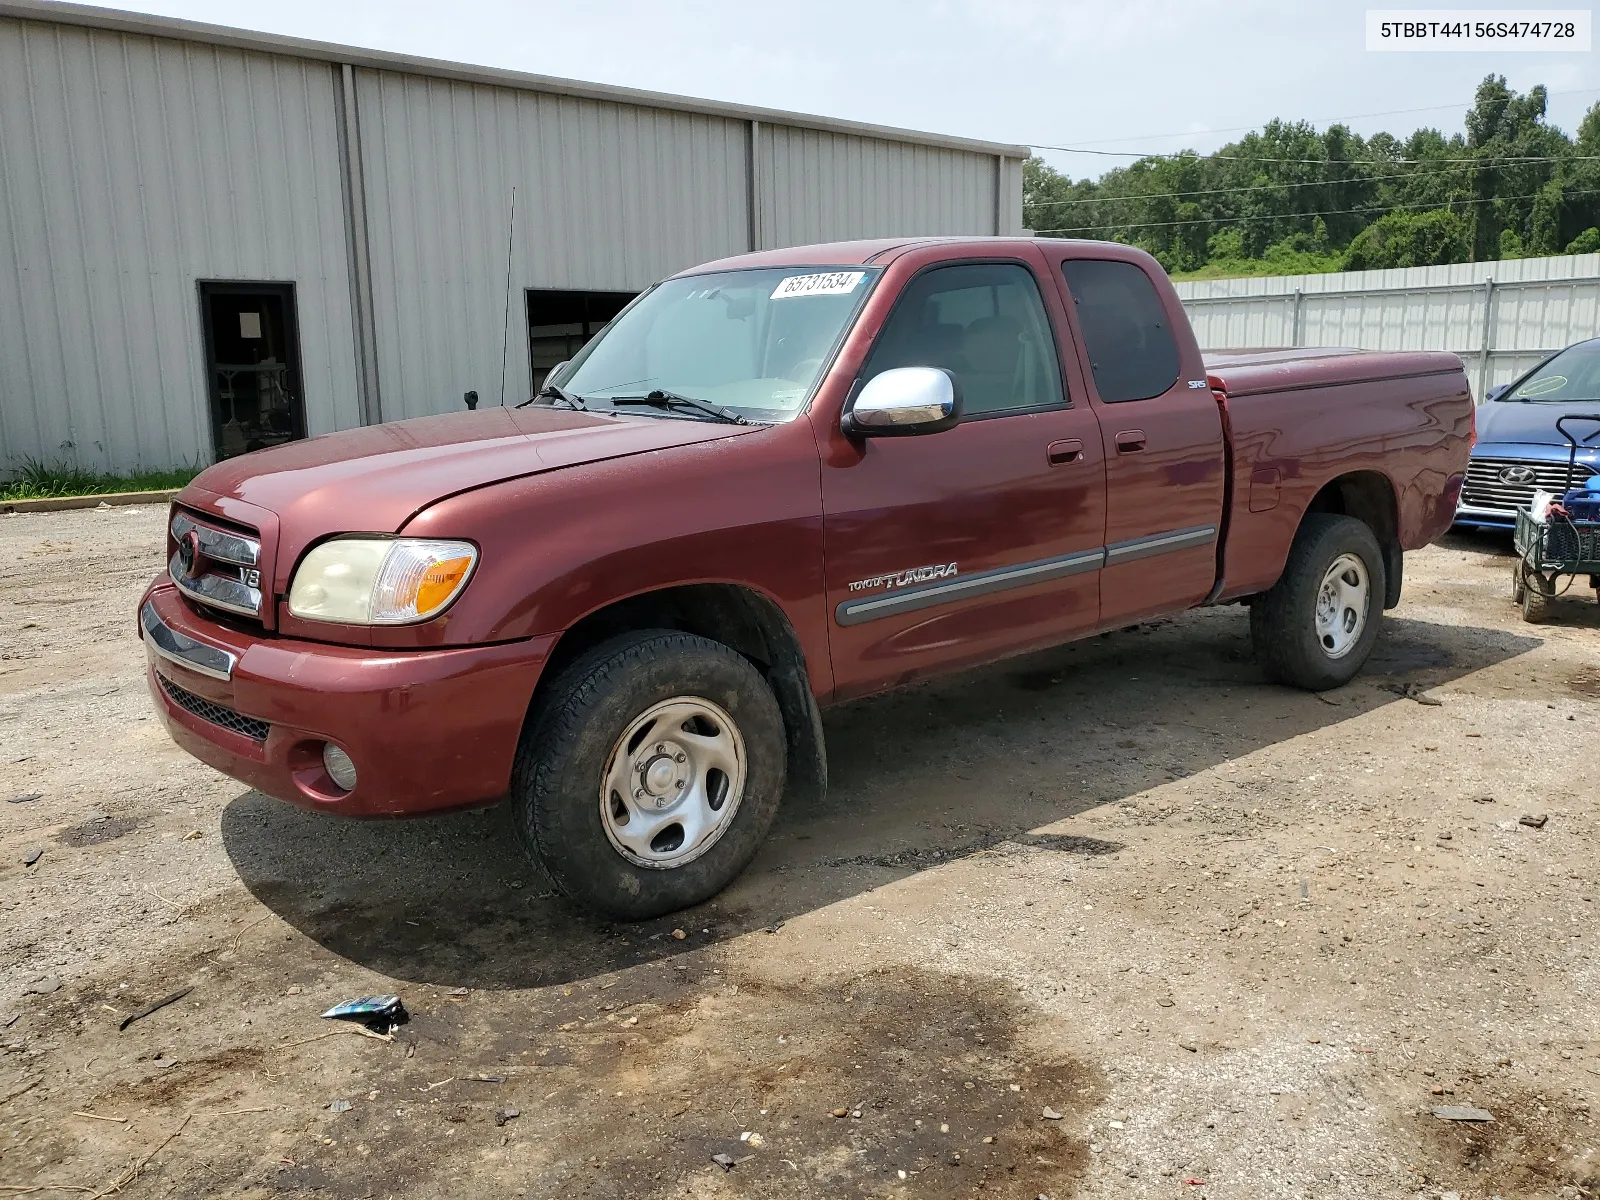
[176,529,201,577]
[1499,465,1537,485]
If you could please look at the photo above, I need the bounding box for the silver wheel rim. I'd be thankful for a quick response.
[598,695,746,870]
[1315,553,1369,659]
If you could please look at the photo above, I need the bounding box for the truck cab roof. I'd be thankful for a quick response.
[681,236,1144,276]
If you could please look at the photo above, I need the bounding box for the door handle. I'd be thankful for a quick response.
[1114,429,1147,454]
[1047,439,1084,465]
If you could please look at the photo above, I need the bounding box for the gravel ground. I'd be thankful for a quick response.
[2,504,1599,1199]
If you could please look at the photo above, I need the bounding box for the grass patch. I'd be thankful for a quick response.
[0,458,200,502]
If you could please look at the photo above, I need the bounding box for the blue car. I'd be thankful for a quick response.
[1456,338,1600,530]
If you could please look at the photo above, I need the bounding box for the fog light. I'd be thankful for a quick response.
[322,743,358,792]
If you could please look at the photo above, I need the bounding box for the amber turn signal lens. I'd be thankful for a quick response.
[416,556,473,615]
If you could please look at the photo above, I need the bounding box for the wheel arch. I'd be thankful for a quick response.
[528,583,827,807]
[1302,470,1403,608]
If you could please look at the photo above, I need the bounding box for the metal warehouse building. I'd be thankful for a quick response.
[0,0,1027,476]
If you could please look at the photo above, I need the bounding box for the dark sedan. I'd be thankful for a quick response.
[1455,338,1600,529]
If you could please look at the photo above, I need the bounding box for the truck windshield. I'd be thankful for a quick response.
[555,267,881,422]
[1508,341,1600,402]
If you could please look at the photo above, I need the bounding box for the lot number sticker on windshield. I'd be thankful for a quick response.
[771,271,865,299]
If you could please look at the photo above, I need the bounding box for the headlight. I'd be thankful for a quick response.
[288,538,478,625]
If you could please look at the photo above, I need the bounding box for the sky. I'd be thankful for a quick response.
[92,0,1600,178]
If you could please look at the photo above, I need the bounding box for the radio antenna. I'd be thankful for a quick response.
[499,185,517,406]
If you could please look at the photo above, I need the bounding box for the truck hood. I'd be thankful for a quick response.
[178,406,758,536]
[1475,398,1600,448]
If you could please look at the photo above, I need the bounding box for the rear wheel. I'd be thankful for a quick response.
[511,630,786,919]
[1251,514,1386,691]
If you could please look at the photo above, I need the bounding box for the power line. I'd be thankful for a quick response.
[1024,167,1478,211]
[1029,85,1600,151]
[1030,186,1600,236]
[1031,144,1600,166]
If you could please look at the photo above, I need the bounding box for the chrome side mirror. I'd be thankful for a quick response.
[841,367,961,438]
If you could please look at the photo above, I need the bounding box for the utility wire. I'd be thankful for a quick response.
[1024,166,1481,211]
[1031,85,1600,150]
[1031,145,1600,166]
[1030,185,1600,236]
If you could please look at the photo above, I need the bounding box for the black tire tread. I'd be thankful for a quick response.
[510,629,785,919]
[1251,513,1386,691]
[1520,577,1548,624]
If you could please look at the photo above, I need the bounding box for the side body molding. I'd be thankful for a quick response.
[834,525,1217,627]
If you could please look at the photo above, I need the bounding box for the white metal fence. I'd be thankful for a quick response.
[1173,253,1600,401]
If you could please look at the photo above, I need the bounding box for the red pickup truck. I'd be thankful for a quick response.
[140,238,1471,917]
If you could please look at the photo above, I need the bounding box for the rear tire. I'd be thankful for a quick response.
[1251,514,1386,691]
[510,630,786,920]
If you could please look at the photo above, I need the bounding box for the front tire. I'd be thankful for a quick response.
[511,630,786,920]
[1251,513,1386,691]
[1519,571,1549,624]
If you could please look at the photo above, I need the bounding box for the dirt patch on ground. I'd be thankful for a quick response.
[437,966,1102,1200]
[1411,1084,1600,1197]
[55,815,142,848]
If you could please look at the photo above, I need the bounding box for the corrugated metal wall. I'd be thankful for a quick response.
[999,158,1024,237]
[0,16,361,476]
[0,8,1023,473]
[353,70,752,422]
[758,126,1001,248]
[1174,254,1600,401]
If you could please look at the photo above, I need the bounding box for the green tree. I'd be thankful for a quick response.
[1344,210,1472,270]
[1566,227,1600,253]
[1024,74,1600,278]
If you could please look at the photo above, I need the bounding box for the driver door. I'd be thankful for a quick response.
[818,253,1107,701]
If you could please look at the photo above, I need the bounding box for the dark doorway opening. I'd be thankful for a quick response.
[199,282,306,460]
[525,289,636,396]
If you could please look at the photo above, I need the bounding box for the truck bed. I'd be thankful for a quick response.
[1203,347,1473,602]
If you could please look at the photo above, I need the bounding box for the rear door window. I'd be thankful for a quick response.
[864,262,1065,417]
[1059,259,1180,403]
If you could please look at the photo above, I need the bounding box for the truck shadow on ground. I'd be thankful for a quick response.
[220,607,1540,989]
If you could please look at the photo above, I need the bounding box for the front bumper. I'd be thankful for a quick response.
[139,582,555,816]
[1453,502,1517,530]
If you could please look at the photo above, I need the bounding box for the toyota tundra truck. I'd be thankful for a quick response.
[139,237,1472,918]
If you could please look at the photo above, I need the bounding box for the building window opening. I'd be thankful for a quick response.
[526,289,637,396]
[199,282,306,460]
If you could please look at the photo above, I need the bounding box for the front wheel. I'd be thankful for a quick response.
[1519,570,1549,624]
[511,630,786,919]
[1251,514,1386,691]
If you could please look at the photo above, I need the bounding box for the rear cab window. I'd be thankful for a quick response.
[1059,259,1181,403]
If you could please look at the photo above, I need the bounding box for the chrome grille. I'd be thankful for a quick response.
[169,510,263,619]
[1462,457,1596,514]
[157,673,270,741]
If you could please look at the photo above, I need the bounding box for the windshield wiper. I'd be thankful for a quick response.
[516,383,587,410]
[609,389,749,425]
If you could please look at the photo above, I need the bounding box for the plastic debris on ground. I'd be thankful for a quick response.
[1432,1105,1493,1121]
[321,994,408,1033]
